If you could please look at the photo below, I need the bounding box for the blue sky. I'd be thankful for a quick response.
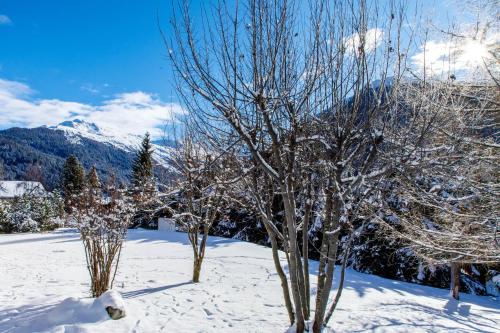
[0,0,181,104]
[0,0,199,137]
[0,0,493,137]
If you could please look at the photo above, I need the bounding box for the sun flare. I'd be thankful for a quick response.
[458,38,492,67]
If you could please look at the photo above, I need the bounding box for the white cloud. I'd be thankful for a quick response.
[0,78,185,138]
[80,84,100,94]
[0,15,12,25]
[411,31,499,80]
[343,28,384,54]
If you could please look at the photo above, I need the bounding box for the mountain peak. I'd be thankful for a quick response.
[55,119,100,133]
[47,119,173,167]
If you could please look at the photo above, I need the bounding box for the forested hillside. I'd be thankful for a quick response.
[0,127,135,189]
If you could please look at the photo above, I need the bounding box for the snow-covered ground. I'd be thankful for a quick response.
[0,229,498,333]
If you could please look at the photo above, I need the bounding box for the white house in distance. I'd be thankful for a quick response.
[158,217,176,232]
[0,181,47,201]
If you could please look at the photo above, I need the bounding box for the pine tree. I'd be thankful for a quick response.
[0,161,4,192]
[131,133,154,190]
[61,155,85,211]
[86,166,101,190]
[85,166,101,202]
[130,134,156,228]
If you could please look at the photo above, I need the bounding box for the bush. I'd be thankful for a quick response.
[0,192,64,233]
[74,185,134,297]
[0,203,11,233]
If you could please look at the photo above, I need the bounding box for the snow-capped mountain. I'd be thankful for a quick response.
[49,119,174,167]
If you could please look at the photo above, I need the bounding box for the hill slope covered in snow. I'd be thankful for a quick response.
[0,229,498,332]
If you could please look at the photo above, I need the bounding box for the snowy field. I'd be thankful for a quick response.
[0,229,498,333]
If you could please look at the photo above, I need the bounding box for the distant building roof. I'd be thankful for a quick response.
[0,181,47,199]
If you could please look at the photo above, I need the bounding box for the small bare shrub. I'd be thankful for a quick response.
[74,178,134,297]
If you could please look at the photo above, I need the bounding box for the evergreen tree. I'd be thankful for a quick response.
[85,166,102,202]
[131,133,154,190]
[0,161,4,192]
[130,134,156,228]
[61,155,85,210]
[86,166,101,190]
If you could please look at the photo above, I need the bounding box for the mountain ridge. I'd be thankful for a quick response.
[0,121,173,190]
[48,119,175,166]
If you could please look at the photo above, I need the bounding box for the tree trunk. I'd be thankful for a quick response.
[264,220,295,325]
[295,246,309,320]
[319,234,340,314]
[312,190,333,333]
[281,184,305,333]
[450,262,460,300]
[321,199,341,303]
[324,238,352,327]
[313,190,342,333]
[313,236,340,333]
[193,257,202,283]
[302,193,312,319]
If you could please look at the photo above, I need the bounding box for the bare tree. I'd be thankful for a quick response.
[167,1,323,328]
[170,131,233,283]
[376,0,500,300]
[167,0,435,331]
[379,82,499,300]
[24,161,45,185]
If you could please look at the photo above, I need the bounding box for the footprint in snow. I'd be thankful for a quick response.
[264,303,278,307]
